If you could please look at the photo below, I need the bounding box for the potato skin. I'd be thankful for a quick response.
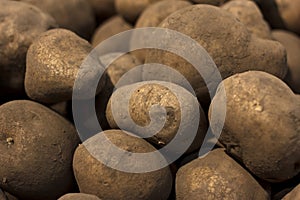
[283,184,300,200]
[73,130,173,200]
[209,71,300,182]
[106,81,208,154]
[58,193,101,200]
[176,149,269,200]
[25,28,94,104]
[0,0,57,97]
[272,30,300,94]
[0,100,80,200]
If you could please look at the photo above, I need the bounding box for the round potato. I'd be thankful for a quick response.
[272,30,300,94]
[0,0,57,98]
[176,149,269,200]
[73,130,173,200]
[58,193,101,200]
[0,100,80,200]
[106,81,208,154]
[209,71,300,182]
[18,0,96,39]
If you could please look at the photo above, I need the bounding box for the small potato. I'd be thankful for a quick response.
[222,0,272,39]
[18,0,96,39]
[283,184,300,200]
[25,28,102,104]
[87,0,116,20]
[92,16,132,47]
[0,100,80,200]
[73,130,173,200]
[106,81,208,154]
[176,149,269,200]
[272,30,300,94]
[145,5,287,108]
[58,193,101,200]
[209,71,300,182]
[0,0,57,97]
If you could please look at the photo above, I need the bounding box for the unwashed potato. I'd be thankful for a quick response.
[191,0,226,5]
[283,184,300,200]
[25,28,102,104]
[58,193,101,200]
[87,0,116,21]
[91,16,132,47]
[0,100,80,200]
[272,30,300,94]
[176,149,269,200]
[17,0,96,39]
[0,0,57,98]
[73,130,173,200]
[222,0,272,39]
[106,81,208,154]
[209,71,300,182]
[145,5,287,108]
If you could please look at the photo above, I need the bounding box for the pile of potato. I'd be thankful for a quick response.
[0,0,299,199]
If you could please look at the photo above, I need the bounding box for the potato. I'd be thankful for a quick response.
[25,28,102,104]
[191,0,226,5]
[58,193,101,200]
[276,0,300,35]
[272,30,300,94]
[73,130,173,200]
[87,0,116,20]
[176,149,269,200]
[222,0,272,39]
[283,184,300,200]
[18,0,96,39]
[0,100,80,200]
[92,16,132,47]
[145,5,287,108]
[106,81,208,154]
[0,0,57,98]
[209,71,300,182]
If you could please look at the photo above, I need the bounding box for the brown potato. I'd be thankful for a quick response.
[25,28,102,104]
[106,81,208,154]
[73,130,173,200]
[282,184,300,200]
[0,100,80,200]
[176,149,269,200]
[58,193,101,200]
[222,0,272,39]
[0,0,57,98]
[92,16,132,47]
[209,71,300,182]
[272,30,300,94]
[145,5,287,108]
[18,0,96,39]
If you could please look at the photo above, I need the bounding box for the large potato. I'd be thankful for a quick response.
[73,130,173,200]
[176,149,269,200]
[18,0,96,39]
[58,193,101,200]
[25,28,101,104]
[145,5,287,108]
[209,71,300,182]
[272,30,300,94]
[106,81,208,154]
[0,0,57,98]
[0,100,80,200]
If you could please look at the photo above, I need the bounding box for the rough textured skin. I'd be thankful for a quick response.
[58,193,101,200]
[73,130,173,200]
[91,16,132,47]
[25,29,94,104]
[18,0,96,39]
[272,30,300,94]
[176,149,269,200]
[145,5,287,107]
[0,100,80,200]
[87,0,116,20]
[106,81,208,154]
[283,184,300,200]
[222,0,272,39]
[191,0,226,5]
[0,0,57,97]
[276,0,300,35]
[209,71,300,182]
